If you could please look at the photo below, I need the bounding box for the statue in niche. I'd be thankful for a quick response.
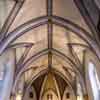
[47,94,53,100]
[66,92,70,99]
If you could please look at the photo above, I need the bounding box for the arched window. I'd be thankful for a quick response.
[88,62,100,100]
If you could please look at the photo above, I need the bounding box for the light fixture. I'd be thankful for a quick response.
[16,90,22,100]
[77,95,83,100]
[16,93,22,100]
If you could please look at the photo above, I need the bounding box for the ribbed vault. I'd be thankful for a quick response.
[0,0,100,100]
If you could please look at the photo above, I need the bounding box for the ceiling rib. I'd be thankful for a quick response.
[12,49,49,93]
[1,0,98,96]
[74,0,100,47]
[51,48,86,92]
[25,68,75,95]
[0,0,25,42]
[68,45,82,68]
[16,46,32,67]
[0,15,94,55]
[12,47,87,94]
[15,49,48,76]
[47,0,53,68]
[7,42,34,49]
[14,48,83,85]
[18,66,74,95]
[67,43,90,49]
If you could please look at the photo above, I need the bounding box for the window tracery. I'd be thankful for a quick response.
[88,62,100,100]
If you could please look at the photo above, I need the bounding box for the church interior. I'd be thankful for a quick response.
[0,0,100,100]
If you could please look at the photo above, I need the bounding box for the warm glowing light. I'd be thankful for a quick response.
[16,94,22,100]
[77,96,83,100]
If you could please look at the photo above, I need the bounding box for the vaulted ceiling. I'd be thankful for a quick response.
[0,0,100,98]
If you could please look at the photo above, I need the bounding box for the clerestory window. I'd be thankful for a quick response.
[88,62,100,100]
